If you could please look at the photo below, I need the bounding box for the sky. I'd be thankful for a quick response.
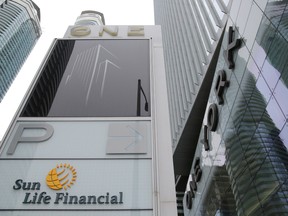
[0,0,154,140]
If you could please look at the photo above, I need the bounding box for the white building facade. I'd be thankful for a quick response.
[0,14,177,216]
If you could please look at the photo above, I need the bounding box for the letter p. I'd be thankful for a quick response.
[7,123,54,155]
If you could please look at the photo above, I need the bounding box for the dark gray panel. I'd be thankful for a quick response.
[21,39,150,117]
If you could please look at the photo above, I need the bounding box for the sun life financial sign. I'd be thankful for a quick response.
[12,163,124,205]
[0,122,153,211]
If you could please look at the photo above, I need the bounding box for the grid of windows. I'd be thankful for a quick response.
[0,0,41,101]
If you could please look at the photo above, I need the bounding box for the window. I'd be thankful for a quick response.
[21,39,151,117]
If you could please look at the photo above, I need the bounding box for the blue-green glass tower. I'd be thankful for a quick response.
[0,0,41,101]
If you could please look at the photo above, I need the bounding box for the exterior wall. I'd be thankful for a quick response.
[154,0,232,150]
[184,0,288,215]
[154,1,236,196]
[0,25,177,216]
[0,0,41,101]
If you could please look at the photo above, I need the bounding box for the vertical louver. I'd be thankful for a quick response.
[154,0,231,148]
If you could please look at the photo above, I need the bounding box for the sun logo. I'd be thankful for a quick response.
[46,163,77,190]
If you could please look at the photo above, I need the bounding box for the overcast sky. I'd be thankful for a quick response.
[0,0,154,140]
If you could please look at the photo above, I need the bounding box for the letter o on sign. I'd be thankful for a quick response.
[70,26,91,37]
[207,104,218,132]
[185,191,193,209]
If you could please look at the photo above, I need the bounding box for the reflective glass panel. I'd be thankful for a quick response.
[21,39,150,117]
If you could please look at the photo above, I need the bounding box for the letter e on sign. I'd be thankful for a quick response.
[127,26,145,36]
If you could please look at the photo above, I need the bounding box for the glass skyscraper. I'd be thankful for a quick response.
[154,0,288,215]
[154,0,232,213]
[0,0,41,101]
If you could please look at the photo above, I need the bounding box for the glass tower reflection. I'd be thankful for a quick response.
[0,0,41,101]
[185,1,288,215]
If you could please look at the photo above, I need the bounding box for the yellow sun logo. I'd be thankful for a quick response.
[46,163,77,190]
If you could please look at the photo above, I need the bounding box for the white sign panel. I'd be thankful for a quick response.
[1,121,151,159]
[0,120,153,215]
[0,160,152,210]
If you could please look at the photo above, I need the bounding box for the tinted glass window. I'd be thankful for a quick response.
[21,39,150,117]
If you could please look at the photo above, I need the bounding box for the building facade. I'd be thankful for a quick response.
[0,0,41,101]
[155,0,288,215]
[0,11,177,216]
[154,0,233,211]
